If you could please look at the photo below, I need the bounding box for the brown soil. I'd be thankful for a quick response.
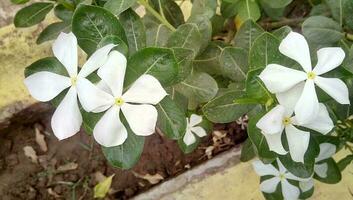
[0,105,247,200]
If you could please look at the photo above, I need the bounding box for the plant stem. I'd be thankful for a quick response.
[137,0,176,31]
[259,17,306,30]
[345,33,353,41]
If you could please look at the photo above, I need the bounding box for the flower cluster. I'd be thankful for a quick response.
[24,32,167,147]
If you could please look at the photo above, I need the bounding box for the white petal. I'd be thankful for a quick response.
[285,124,310,163]
[299,179,314,193]
[183,129,196,145]
[279,32,312,72]
[52,32,78,77]
[263,132,287,155]
[276,82,305,115]
[281,179,300,200]
[300,103,333,134]
[24,71,71,102]
[123,75,167,105]
[256,105,286,134]
[315,76,350,104]
[314,163,328,178]
[76,78,114,113]
[93,106,128,147]
[313,47,345,75]
[260,177,280,193]
[96,80,113,95]
[97,51,127,97]
[51,87,82,140]
[189,114,203,127]
[259,64,307,93]
[78,44,116,78]
[191,126,207,137]
[316,143,336,162]
[252,160,279,176]
[277,159,287,174]
[294,80,319,125]
[121,103,157,136]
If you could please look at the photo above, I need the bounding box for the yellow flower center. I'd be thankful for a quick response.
[279,173,285,180]
[282,117,292,126]
[71,76,77,86]
[115,97,124,106]
[307,71,316,80]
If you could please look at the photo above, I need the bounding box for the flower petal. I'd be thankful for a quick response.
[300,103,333,134]
[51,87,82,140]
[191,126,207,137]
[78,44,116,78]
[252,160,279,176]
[96,80,113,95]
[299,179,314,193]
[276,82,305,115]
[314,163,328,178]
[189,114,203,127]
[313,47,345,75]
[279,32,312,72]
[121,103,157,136]
[24,71,71,102]
[123,75,167,104]
[316,143,336,162]
[263,131,287,155]
[183,129,196,145]
[93,106,128,147]
[277,159,287,174]
[281,179,300,200]
[52,32,78,77]
[76,78,114,113]
[315,76,350,104]
[260,177,280,193]
[259,64,307,93]
[285,125,310,163]
[256,105,286,134]
[97,51,127,97]
[294,80,319,125]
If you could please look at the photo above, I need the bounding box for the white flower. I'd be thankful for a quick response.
[256,83,334,163]
[183,114,207,145]
[81,50,167,147]
[299,178,314,193]
[259,31,350,124]
[24,32,115,140]
[253,159,308,200]
[314,143,336,178]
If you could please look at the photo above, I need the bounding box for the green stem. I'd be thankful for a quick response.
[345,33,353,41]
[138,0,176,32]
[259,17,306,30]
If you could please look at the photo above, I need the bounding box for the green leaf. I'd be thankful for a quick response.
[24,57,68,77]
[104,0,138,16]
[172,48,195,83]
[72,4,127,55]
[259,0,292,8]
[14,2,54,27]
[272,26,292,39]
[187,15,213,53]
[302,16,343,45]
[175,72,218,103]
[337,154,353,171]
[54,4,74,22]
[236,0,261,22]
[150,0,185,27]
[324,0,346,26]
[119,9,146,55]
[177,137,200,154]
[343,0,353,29]
[144,14,172,47]
[220,47,248,81]
[221,1,239,18]
[240,138,256,162]
[11,0,29,4]
[166,23,203,57]
[245,68,273,104]
[193,41,226,75]
[37,21,71,44]
[191,0,217,19]
[259,1,286,20]
[94,174,115,198]
[125,47,179,86]
[157,96,187,140]
[314,158,342,183]
[202,91,253,123]
[97,35,129,56]
[232,19,264,50]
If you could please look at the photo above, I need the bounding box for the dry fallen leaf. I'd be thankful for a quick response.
[47,188,61,198]
[94,174,115,199]
[35,124,48,152]
[23,146,38,164]
[94,171,107,183]
[132,172,164,184]
[56,162,78,172]
[205,146,214,159]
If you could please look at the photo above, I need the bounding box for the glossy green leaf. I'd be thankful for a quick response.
[324,0,346,26]
[144,14,172,47]
[232,20,264,50]
[191,0,217,19]
[150,0,184,27]
[14,2,54,27]
[240,138,256,162]
[37,21,71,44]
[54,4,74,22]
[187,15,213,53]
[344,0,353,29]
[172,48,194,83]
[236,0,261,22]
[193,41,226,75]
[221,1,239,18]
[119,9,146,55]
[97,35,129,56]
[259,0,292,8]
[24,57,68,77]
[314,158,342,183]
[104,0,138,15]
[245,68,273,104]
[72,4,127,55]
[272,26,292,39]
[220,47,248,81]
[337,154,353,171]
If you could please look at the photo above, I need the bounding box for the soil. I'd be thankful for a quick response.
[0,104,247,200]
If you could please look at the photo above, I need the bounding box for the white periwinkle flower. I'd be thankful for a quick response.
[24,32,115,140]
[256,83,334,163]
[81,50,167,147]
[253,159,307,200]
[314,143,336,178]
[259,31,350,124]
[183,114,207,145]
